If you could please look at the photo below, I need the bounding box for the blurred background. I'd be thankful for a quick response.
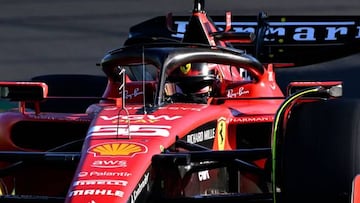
[1,0,360,97]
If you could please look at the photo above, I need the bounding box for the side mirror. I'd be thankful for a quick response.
[0,82,48,114]
[286,81,342,98]
[0,82,48,101]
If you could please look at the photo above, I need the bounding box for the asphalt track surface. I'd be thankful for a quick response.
[1,0,360,97]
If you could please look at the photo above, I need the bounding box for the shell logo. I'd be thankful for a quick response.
[88,142,148,157]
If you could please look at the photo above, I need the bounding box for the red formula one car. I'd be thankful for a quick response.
[0,1,360,203]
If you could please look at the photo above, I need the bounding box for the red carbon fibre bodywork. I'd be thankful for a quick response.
[65,97,281,202]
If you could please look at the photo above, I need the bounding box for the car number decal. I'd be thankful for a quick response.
[88,125,171,137]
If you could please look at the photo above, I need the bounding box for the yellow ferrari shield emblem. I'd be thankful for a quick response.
[216,118,227,150]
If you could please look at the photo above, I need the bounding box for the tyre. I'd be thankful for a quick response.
[31,74,107,113]
[278,98,360,203]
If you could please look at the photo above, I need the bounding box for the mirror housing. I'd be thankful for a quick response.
[0,82,48,114]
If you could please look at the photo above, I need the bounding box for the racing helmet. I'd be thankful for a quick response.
[166,63,219,103]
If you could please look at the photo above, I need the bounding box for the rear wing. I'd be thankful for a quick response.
[127,15,360,66]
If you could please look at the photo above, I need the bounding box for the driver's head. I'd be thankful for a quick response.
[166,63,219,103]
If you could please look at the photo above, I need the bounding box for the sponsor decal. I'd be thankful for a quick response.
[88,142,147,157]
[216,118,227,150]
[124,88,143,99]
[104,106,205,111]
[91,160,127,168]
[229,116,273,123]
[158,106,206,111]
[227,87,250,98]
[198,170,210,181]
[172,20,360,41]
[130,173,149,203]
[78,171,132,177]
[88,125,171,137]
[100,115,182,124]
[186,128,215,144]
[68,189,124,197]
[73,179,128,186]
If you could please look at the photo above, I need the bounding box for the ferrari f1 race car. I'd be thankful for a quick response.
[0,0,360,203]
